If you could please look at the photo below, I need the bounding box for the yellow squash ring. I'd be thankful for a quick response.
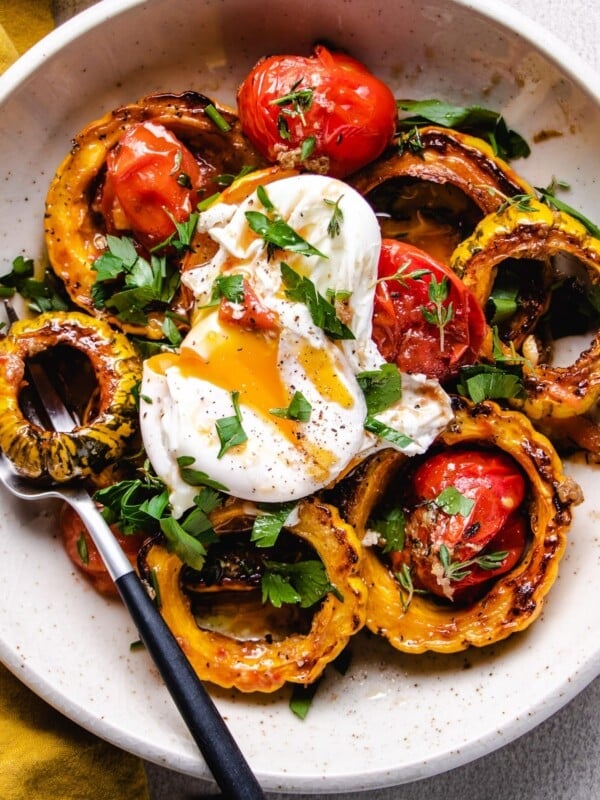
[44,91,262,339]
[144,498,368,693]
[0,311,141,481]
[339,398,581,654]
[350,126,534,216]
[451,198,600,419]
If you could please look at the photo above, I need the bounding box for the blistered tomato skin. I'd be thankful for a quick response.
[372,239,487,382]
[100,120,202,250]
[236,45,397,178]
[402,448,527,599]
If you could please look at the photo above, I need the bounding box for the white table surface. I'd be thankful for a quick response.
[50,1,600,798]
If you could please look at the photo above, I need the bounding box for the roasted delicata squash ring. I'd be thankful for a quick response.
[349,126,533,261]
[0,311,141,481]
[44,91,262,339]
[338,398,581,654]
[451,199,600,419]
[142,498,367,693]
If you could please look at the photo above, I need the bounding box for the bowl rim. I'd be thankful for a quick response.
[1,0,599,105]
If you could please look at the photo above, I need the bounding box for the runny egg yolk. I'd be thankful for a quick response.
[146,313,355,444]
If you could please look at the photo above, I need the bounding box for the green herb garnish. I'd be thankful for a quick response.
[432,487,475,517]
[76,533,89,565]
[457,363,525,404]
[364,416,414,448]
[280,262,354,340]
[91,234,181,326]
[396,98,530,161]
[245,186,327,260]
[420,274,454,351]
[367,506,406,553]
[357,363,402,415]
[215,390,248,457]
[438,543,508,582]
[0,255,69,312]
[324,195,344,238]
[251,502,297,548]
[204,103,232,132]
[269,390,312,422]
[261,559,341,608]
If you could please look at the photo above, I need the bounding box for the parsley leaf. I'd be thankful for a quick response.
[457,363,525,404]
[176,455,230,491]
[269,390,312,422]
[245,185,327,260]
[0,256,70,312]
[289,681,320,720]
[245,211,326,259]
[367,506,406,553]
[215,390,248,457]
[396,98,530,161]
[357,363,402,415]
[261,559,341,608]
[251,502,297,548]
[433,487,474,517]
[205,273,245,308]
[159,515,212,571]
[91,234,182,325]
[280,262,355,340]
[364,416,414,448]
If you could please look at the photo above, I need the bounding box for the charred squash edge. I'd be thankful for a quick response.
[141,497,367,693]
[44,91,261,340]
[451,198,600,419]
[349,125,534,217]
[0,311,141,481]
[337,397,581,654]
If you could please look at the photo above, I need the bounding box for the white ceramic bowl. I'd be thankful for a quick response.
[0,0,599,793]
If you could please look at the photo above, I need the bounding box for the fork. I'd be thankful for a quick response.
[0,302,265,800]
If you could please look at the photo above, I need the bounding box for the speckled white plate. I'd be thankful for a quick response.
[0,0,599,793]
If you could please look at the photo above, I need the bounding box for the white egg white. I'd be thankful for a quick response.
[140,174,453,515]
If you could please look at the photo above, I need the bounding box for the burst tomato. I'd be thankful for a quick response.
[236,45,397,178]
[100,120,202,250]
[394,448,527,601]
[372,239,486,382]
[61,504,146,597]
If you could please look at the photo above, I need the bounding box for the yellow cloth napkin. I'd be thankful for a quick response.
[0,4,150,798]
[0,666,150,799]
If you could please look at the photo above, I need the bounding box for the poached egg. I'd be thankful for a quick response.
[140,174,452,516]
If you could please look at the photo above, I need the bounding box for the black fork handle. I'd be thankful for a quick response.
[116,570,266,800]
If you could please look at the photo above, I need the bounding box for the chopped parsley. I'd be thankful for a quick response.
[245,185,327,260]
[280,262,354,340]
[367,506,406,553]
[261,559,341,609]
[432,486,475,517]
[357,363,402,415]
[269,390,312,422]
[215,390,248,457]
[0,255,69,312]
[91,234,182,326]
[251,502,298,548]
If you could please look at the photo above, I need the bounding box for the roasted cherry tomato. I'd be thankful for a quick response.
[392,448,527,602]
[372,239,486,382]
[61,504,146,597]
[218,279,279,332]
[100,120,202,250]
[236,45,397,179]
